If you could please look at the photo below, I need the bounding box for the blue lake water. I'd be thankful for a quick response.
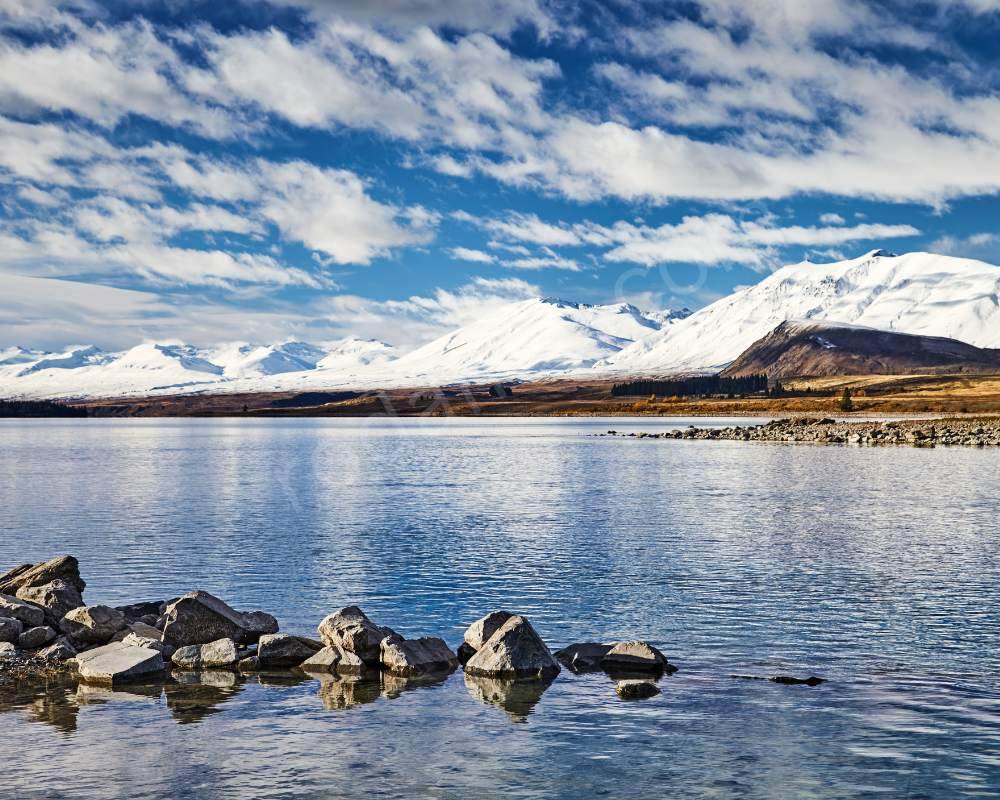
[1,417,998,799]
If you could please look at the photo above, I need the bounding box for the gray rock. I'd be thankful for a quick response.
[299,645,366,675]
[18,625,56,649]
[171,637,238,669]
[0,593,45,627]
[60,605,127,645]
[0,555,86,596]
[127,621,164,640]
[317,606,397,665]
[554,642,613,673]
[0,641,15,658]
[122,632,173,658]
[237,655,260,672]
[461,610,513,653]
[16,579,84,621]
[380,636,458,677]
[114,600,166,624]
[463,615,561,679]
[74,641,166,685]
[616,679,661,700]
[38,637,77,661]
[257,633,324,668]
[0,616,23,643]
[160,591,278,647]
[601,641,669,673]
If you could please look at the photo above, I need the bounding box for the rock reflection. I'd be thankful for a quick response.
[75,682,163,706]
[315,673,381,710]
[380,670,450,700]
[0,677,81,734]
[164,670,245,724]
[463,673,555,723]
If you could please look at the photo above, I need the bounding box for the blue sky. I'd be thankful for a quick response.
[2,0,1000,350]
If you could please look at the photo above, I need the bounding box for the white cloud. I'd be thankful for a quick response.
[449,247,495,263]
[502,255,581,271]
[819,213,846,225]
[928,232,1000,259]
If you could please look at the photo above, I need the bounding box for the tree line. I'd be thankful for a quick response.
[0,400,87,417]
[610,374,771,397]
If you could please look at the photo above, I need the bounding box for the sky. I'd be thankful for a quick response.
[2,0,1000,352]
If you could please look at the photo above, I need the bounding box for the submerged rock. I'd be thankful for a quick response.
[457,610,513,665]
[0,555,86,596]
[299,645,366,675]
[615,679,661,700]
[73,641,165,685]
[160,591,278,647]
[463,615,560,679]
[171,638,239,669]
[380,636,458,677]
[0,593,45,628]
[257,633,324,668]
[554,642,613,673]
[770,675,825,686]
[60,605,127,646]
[317,606,397,665]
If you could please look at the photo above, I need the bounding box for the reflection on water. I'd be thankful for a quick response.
[2,418,999,799]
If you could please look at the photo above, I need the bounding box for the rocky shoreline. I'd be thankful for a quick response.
[1,556,822,713]
[605,416,1000,446]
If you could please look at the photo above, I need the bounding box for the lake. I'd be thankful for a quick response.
[1,417,998,799]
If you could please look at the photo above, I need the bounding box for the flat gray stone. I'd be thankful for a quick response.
[75,641,166,685]
[257,633,324,668]
[380,636,458,677]
[0,593,45,627]
[464,615,561,679]
[601,641,669,673]
[299,645,366,675]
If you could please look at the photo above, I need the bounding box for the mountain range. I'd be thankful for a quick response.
[2,250,999,400]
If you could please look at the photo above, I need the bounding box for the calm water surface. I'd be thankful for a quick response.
[1,417,998,799]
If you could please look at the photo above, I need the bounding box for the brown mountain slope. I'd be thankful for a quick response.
[722,320,1000,379]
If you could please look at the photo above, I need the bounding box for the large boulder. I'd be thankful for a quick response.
[317,606,397,665]
[257,633,324,668]
[0,593,45,627]
[601,641,670,674]
[73,641,166,685]
[18,625,56,650]
[0,616,23,643]
[554,642,613,673]
[457,610,513,665]
[299,645,366,676]
[160,591,278,647]
[171,638,239,669]
[463,615,561,679]
[380,636,458,677]
[16,580,84,624]
[60,605,127,645]
[0,555,85,596]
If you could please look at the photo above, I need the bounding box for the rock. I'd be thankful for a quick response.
[0,593,45,627]
[769,675,825,686]
[257,633,324,668]
[114,600,166,624]
[15,579,84,622]
[317,606,397,665]
[237,655,260,672]
[0,641,15,658]
[0,555,85,596]
[74,641,166,685]
[601,641,670,674]
[554,642,613,673]
[127,621,164,640]
[463,615,561,679]
[60,605,127,645]
[458,611,513,665]
[123,632,170,653]
[616,679,661,700]
[18,625,56,649]
[38,637,77,660]
[0,616,23,643]
[380,636,458,677]
[160,591,278,647]
[299,645,366,676]
[171,637,239,669]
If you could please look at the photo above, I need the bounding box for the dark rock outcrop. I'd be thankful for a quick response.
[554,642,613,673]
[0,556,85,596]
[615,679,661,700]
[257,633,324,668]
[160,591,278,647]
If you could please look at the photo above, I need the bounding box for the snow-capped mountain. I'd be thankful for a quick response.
[316,338,397,372]
[385,298,674,384]
[604,250,1000,373]
[205,342,328,379]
